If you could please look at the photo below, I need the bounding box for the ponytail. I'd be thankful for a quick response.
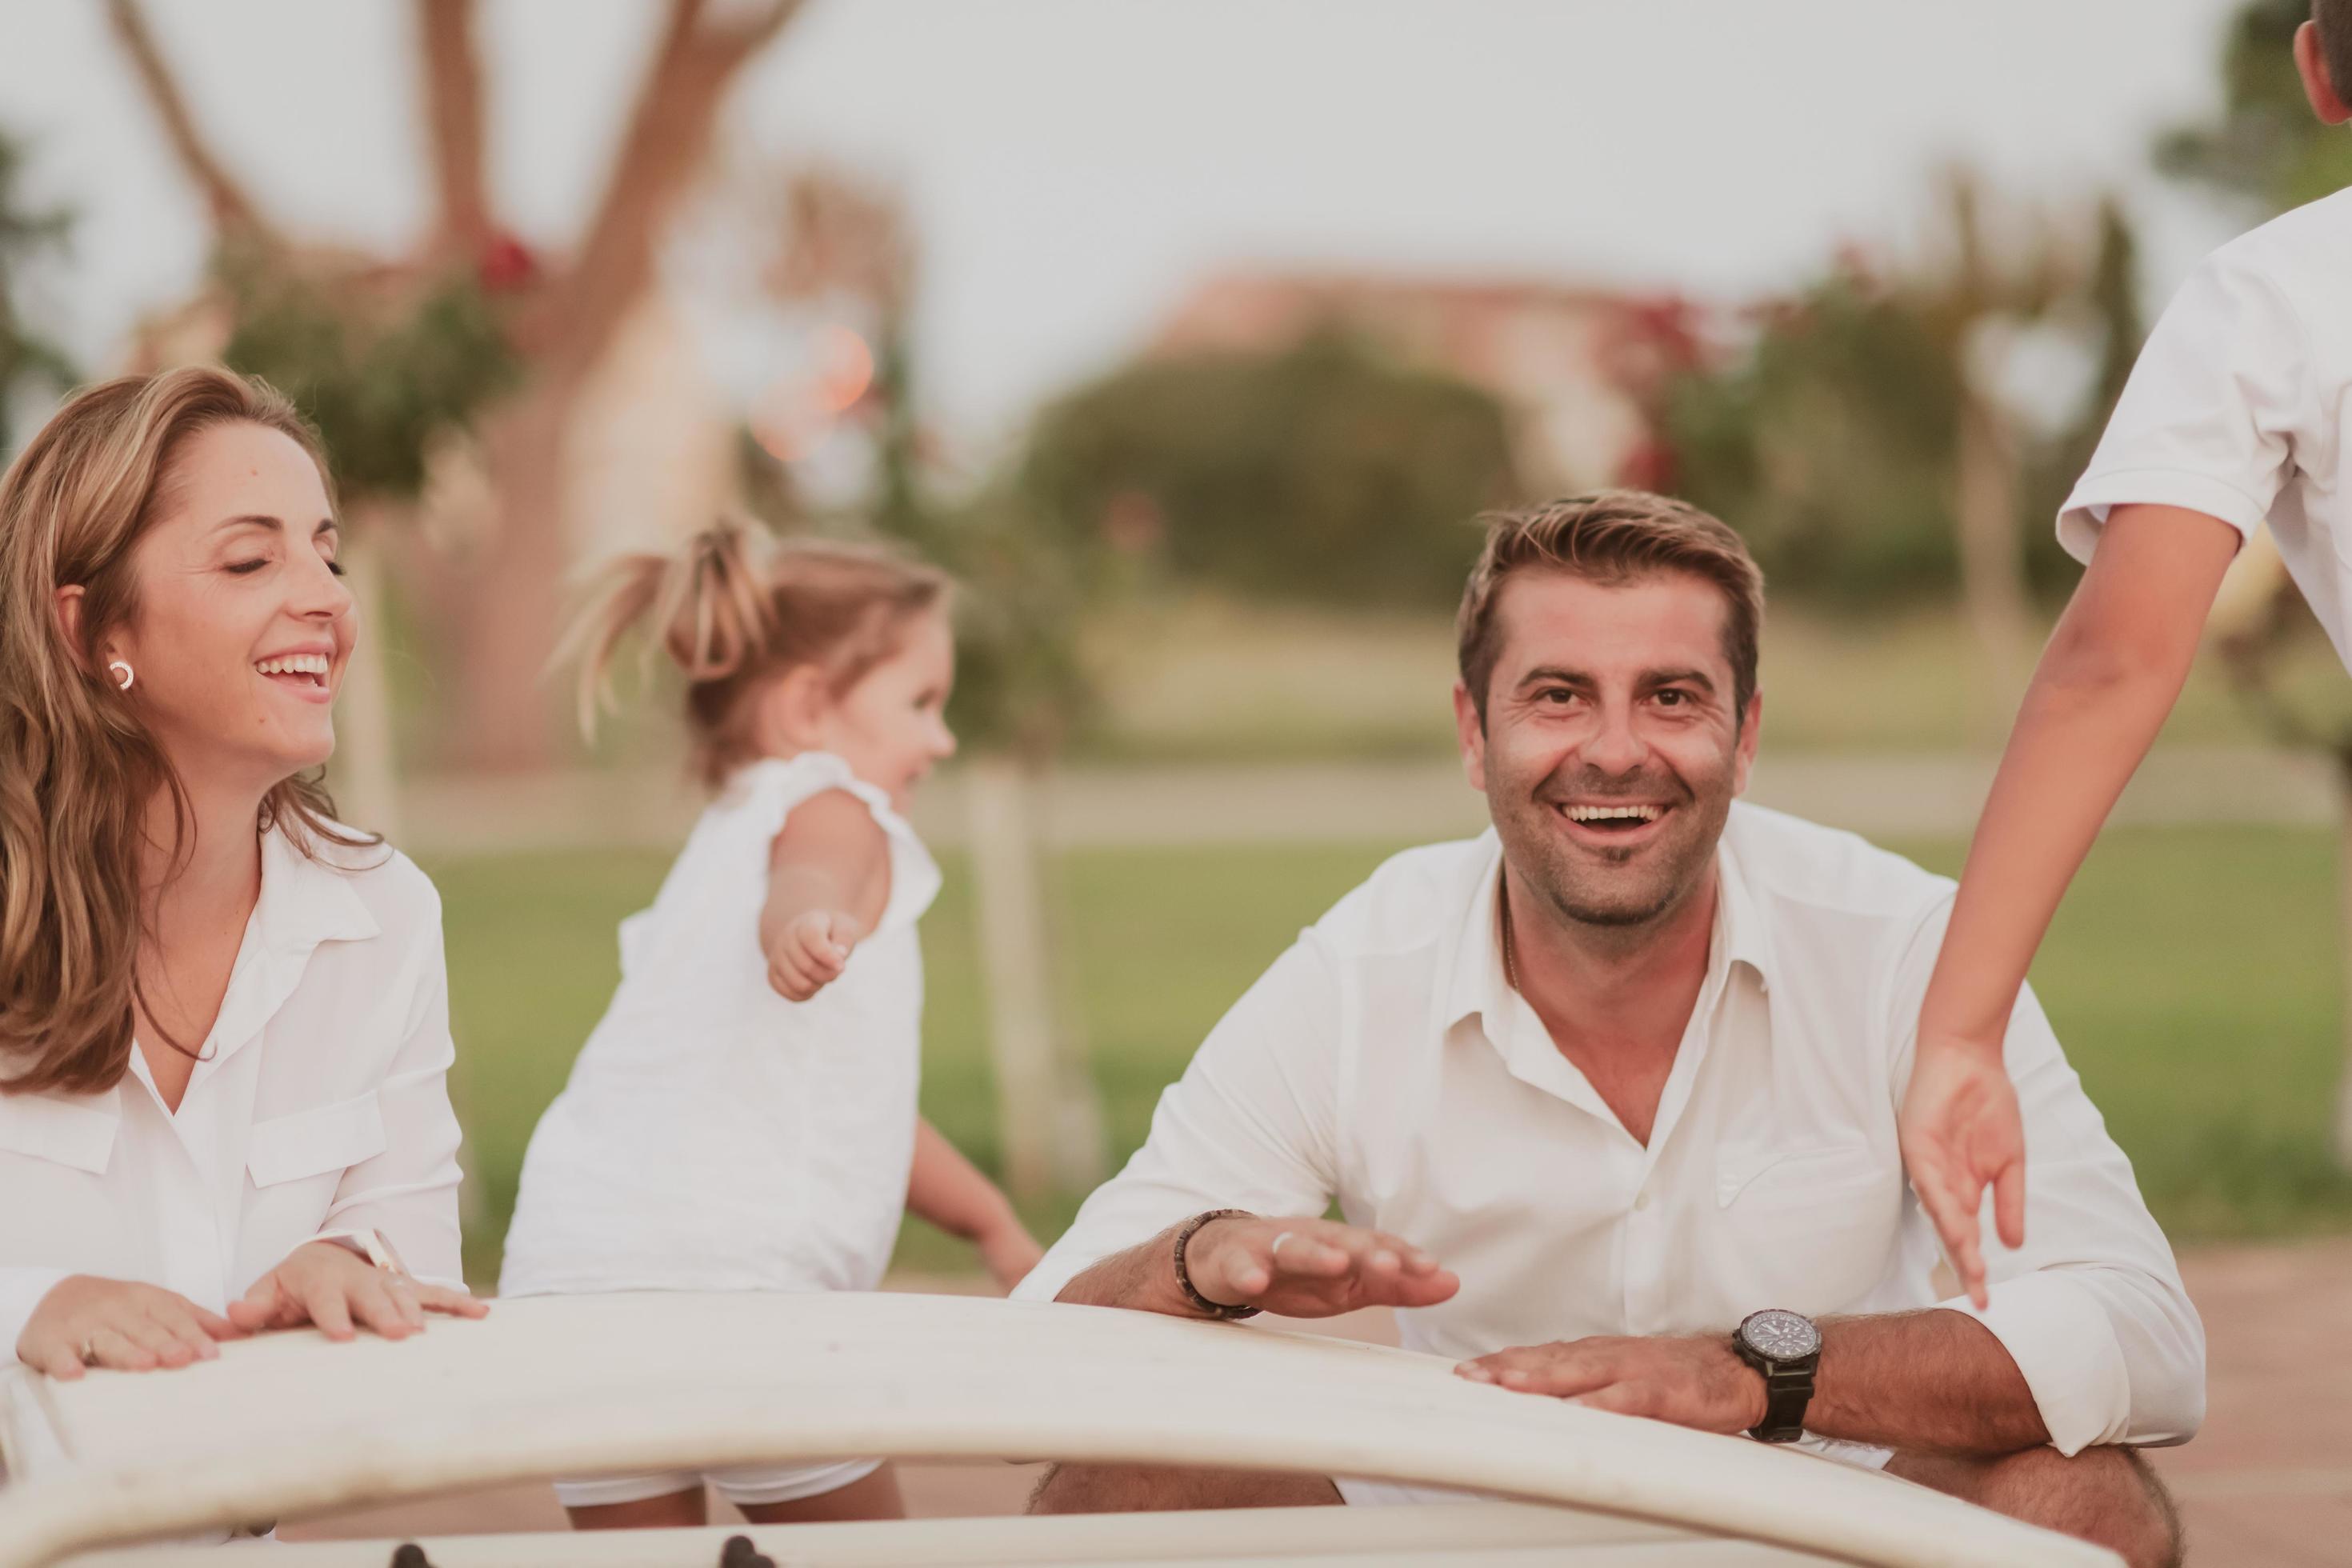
[558,515,950,785]
[560,517,775,741]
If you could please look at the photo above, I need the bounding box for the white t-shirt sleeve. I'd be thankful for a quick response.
[770,754,942,935]
[1015,934,1342,1304]
[2058,250,2309,562]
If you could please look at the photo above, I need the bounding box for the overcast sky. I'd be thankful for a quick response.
[1,0,2272,450]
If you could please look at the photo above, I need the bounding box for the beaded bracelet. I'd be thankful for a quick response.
[1173,1208,1262,1320]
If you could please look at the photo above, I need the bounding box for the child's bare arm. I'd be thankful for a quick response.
[907,1117,1042,1292]
[1903,503,2238,1306]
[760,790,893,1002]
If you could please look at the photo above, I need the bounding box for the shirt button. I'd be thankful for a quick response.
[1633,1192,1650,1211]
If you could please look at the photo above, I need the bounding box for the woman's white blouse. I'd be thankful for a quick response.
[499,752,941,1299]
[0,826,467,1363]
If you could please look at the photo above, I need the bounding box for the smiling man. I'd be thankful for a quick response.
[1014,493,2201,1568]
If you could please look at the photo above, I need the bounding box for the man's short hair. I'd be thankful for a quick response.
[2320,1,2352,102]
[1456,490,1765,724]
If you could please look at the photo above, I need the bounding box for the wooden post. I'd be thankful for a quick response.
[336,524,402,842]
[966,755,1064,1201]
[2334,758,2352,1169]
[1954,391,2033,735]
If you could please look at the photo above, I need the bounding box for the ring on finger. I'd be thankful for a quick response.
[78,1337,97,1364]
[1270,1230,1296,1259]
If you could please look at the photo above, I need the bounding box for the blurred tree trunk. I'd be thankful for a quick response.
[964,759,1058,1201]
[2213,570,2352,1174]
[963,758,1105,1200]
[1954,391,2034,726]
[2337,759,2352,1168]
[109,0,806,771]
[334,512,404,841]
[444,0,806,768]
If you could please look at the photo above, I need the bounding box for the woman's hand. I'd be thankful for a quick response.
[16,1274,243,1381]
[766,909,862,1001]
[977,1216,1046,1294]
[226,1241,489,1342]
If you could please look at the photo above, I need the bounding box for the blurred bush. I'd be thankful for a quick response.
[1019,330,1523,610]
[1663,182,2142,615]
[2159,0,2352,216]
[218,252,518,508]
[0,128,76,454]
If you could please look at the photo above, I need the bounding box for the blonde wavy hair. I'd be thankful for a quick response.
[562,515,950,789]
[0,367,370,1097]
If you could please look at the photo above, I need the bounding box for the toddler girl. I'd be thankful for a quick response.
[499,519,1041,1530]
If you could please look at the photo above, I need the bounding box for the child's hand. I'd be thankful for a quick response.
[767,910,858,1001]
[1899,1035,2026,1310]
[978,1217,1045,1294]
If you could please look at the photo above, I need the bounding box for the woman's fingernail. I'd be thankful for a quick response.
[1458,1364,1492,1382]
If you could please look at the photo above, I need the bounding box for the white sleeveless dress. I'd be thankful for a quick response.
[500,752,942,1301]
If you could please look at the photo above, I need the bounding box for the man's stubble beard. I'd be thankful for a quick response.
[1491,764,1735,939]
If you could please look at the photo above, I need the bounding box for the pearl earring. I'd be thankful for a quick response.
[107,660,134,692]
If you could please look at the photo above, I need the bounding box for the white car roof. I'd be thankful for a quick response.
[0,1292,2118,1567]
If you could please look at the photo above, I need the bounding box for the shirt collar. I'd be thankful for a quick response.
[1442,815,1777,1039]
[1711,817,1776,995]
[170,825,379,1101]
[254,822,382,952]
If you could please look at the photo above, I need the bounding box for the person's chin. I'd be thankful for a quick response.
[267,729,336,781]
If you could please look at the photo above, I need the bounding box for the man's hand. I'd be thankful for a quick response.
[1183,1215,1458,1318]
[227,1242,487,1341]
[766,909,862,1001]
[16,1275,243,1381]
[1898,1037,2026,1310]
[1455,1334,1768,1434]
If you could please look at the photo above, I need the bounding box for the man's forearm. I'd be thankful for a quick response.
[1807,1310,2048,1456]
[1054,1225,1201,1318]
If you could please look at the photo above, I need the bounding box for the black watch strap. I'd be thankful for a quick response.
[1732,1310,1821,1443]
[1744,1358,1817,1443]
[1172,1208,1262,1320]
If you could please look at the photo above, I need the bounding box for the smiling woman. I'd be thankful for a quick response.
[0,368,485,1434]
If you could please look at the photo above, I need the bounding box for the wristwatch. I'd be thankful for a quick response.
[1731,1309,1822,1443]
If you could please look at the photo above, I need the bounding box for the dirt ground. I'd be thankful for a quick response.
[283,1239,2352,1566]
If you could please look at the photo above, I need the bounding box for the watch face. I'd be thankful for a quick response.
[1741,1309,1821,1362]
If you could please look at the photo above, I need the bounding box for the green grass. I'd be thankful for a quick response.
[431,826,2352,1287]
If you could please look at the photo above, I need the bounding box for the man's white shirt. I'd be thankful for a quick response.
[2062,184,2352,670]
[1018,804,2204,1461]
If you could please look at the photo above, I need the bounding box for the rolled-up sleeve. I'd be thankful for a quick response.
[1893,906,2206,1454]
[1015,934,1342,1304]
[0,1268,71,1366]
[311,900,468,1290]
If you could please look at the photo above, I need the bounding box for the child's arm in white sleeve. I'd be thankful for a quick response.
[1903,503,2237,1306]
[759,790,892,1001]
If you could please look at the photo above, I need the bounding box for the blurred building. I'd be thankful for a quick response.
[1152,272,1706,494]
